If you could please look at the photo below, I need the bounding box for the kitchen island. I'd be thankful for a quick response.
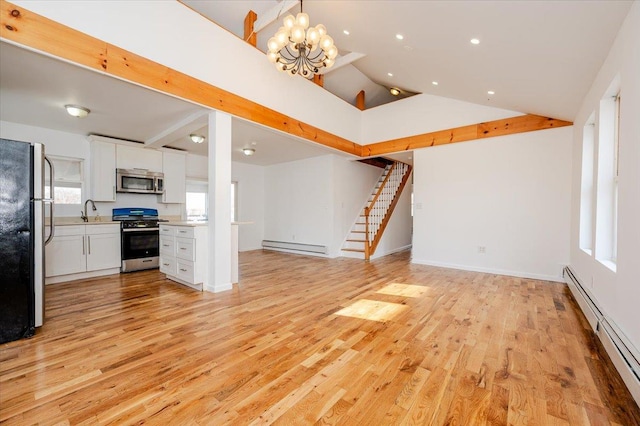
[159,222,241,291]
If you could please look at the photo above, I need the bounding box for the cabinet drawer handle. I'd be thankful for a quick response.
[163,244,170,247]
[163,263,170,266]
[179,247,186,250]
[179,230,186,234]
[180,268,187,272]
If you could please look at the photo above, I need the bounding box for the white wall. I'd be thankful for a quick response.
[412,126,572,281]
[232,162,264,252]
[264,155,334,252]
[0,120,183,218]
[361,93,522,144]
[13,0,362,144]
[185,154,265,252]
[263,154,399,257]
[569,2,640,349]
[332,157,382,257]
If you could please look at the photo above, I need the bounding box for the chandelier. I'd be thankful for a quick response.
[266,1,337,78]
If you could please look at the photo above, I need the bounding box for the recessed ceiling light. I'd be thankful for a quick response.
[242,148,256,156]
[190,134,205,143]
[432,81,438,86]
[470,38,480,45]
[390,88,400,96]
[387,72,393,77]
[396,34,404,40]
[64,104,90,118]
[487,90,495,95]
[343,30,350,35]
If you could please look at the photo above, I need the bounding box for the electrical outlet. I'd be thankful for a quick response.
[478,246,486,254]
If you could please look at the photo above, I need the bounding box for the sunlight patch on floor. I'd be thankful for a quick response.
[376,283,430,298]
[334,299,408,322]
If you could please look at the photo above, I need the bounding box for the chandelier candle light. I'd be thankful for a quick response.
[267,1,337,77]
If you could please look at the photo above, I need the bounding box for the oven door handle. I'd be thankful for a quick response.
[122,227,160,233]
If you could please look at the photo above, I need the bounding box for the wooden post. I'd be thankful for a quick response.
[313,73,324,87]
[244,10,257,47]
[356,90,365,111]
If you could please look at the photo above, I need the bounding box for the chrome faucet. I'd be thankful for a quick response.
[81,199,97,222]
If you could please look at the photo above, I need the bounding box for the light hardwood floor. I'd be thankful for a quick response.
[1,250,639,425]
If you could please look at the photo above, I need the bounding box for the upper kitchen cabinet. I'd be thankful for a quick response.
[162,151,186,204]
[117,145,163,172]
[90,140,116,202]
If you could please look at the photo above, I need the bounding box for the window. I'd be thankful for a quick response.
[579,115,595,254]
[186,180,208,221]
[185,180,238,222]
[45,156,83,204]
[594,83,620,271]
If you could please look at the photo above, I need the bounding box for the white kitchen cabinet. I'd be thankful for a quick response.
[116,144,163,172]
[45,226,86,276]
[86,226,122,271]
[46,224,121,282]
[159,224,207,290]
[90,141,116,202]
[161,151,186,204]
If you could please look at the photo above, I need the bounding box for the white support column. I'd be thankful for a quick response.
[206,110,233,292]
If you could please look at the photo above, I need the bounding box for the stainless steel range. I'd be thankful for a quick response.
[113,208,163,272]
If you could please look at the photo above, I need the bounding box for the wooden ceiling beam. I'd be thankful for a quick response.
[243,10,257,47]
[356,90,366,111]
[313,74,324,87]
[361,114,573,157]
[0,1,573,161]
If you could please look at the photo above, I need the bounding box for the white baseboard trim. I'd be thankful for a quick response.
[204,282,233,293]
[45,267,121,284]
[239,246,263,252]
[370,244,412,260]
[410,259,564,282]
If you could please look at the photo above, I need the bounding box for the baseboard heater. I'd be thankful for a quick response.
[262,240,327,255]
[564,266,640,403]
[563,267,602,331]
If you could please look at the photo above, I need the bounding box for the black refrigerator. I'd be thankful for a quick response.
[0,139,53,344]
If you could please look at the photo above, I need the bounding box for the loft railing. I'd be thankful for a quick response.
[363,161,412,260]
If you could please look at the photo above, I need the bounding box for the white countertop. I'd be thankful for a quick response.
[54,219,119,226]
[162,221,208,227]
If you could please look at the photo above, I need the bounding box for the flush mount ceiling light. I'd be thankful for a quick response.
[242,148,256,156]
[470,38,480,45]
[390,88,401,96]
[487,90,495,95]
[190,134,205,144]
[267,0,337,78]
[64,104,90,118]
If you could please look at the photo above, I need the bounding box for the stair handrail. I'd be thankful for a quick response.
[364,162,396,216]
[368,163,412,257]
[363,162,400,260]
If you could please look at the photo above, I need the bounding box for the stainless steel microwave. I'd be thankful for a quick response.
[116,168,164,194]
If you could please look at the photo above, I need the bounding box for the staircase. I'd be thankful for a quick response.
[342,160,412,260]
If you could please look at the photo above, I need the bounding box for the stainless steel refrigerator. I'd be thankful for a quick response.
[0,138,54,344]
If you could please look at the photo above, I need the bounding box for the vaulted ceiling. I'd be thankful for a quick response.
[183,0,632,120]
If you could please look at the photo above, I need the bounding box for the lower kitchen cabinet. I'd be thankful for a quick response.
[160,224,207,290]
[46,224,121,283]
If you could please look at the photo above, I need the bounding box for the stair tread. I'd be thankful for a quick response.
[351,231,365,233]
[342,248,365,253]
[346,239,366,242]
